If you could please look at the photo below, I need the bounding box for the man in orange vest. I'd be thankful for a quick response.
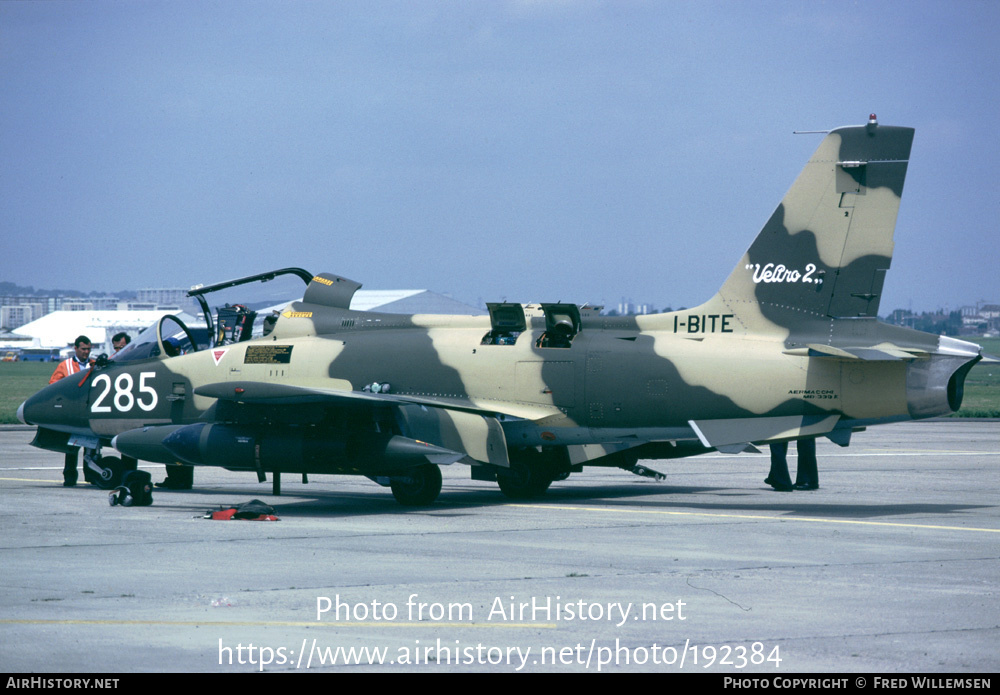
[49,335,94,384]
[49,335,95,486]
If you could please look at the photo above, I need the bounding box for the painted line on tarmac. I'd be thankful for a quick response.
[0,477,65,483]
[512,504,1000,534]
[0,465,164,471]
[0,619,554,629]
[697,451,986,459]
[0,451,988,472]
[783,451,986,458]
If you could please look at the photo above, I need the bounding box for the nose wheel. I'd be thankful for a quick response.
[87,454,127,490]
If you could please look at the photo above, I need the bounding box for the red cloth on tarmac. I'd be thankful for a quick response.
[209,508,278,521]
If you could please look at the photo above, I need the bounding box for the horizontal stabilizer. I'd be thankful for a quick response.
[783,344,920,361]
[688,414,840,452]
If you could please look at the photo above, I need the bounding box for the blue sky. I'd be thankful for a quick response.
[2,0,997,313]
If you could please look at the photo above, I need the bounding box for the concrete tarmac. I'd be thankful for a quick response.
[1,421,997,673]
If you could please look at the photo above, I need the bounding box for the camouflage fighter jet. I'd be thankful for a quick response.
[18,115,990,505]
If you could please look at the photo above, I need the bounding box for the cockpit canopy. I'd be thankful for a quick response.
[110,268,324,363]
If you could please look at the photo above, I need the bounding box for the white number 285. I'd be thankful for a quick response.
[91,372,158,413]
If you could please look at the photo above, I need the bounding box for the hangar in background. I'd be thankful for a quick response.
[350,289,482,315]
[7,310,198,356]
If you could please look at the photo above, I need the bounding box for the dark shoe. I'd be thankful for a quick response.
[766,475,793,491]
[156,478,192,490]
[793,483,818,490]
[63,478,77,487]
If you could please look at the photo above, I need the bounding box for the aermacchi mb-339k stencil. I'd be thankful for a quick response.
[18,115,991,506]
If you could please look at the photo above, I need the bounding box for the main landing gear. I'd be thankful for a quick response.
[496,448,568,500]
[389,464,443,506]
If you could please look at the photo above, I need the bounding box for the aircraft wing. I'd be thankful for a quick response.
[195,380,562,422]
[193,381,530,467]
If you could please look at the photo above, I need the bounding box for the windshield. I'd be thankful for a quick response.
[111,316,202,363]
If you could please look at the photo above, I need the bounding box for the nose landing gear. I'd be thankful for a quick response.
[83,450,129,490]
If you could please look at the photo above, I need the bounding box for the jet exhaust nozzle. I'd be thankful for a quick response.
[906,337,983,419]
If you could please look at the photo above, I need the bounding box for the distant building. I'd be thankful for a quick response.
[980,304,1000,319]
[88,297,125,311]
[0,295,60,318]
[1,304,43,330]
[137,288,198,310]
[884,303,1000,336]
[610,299,658,316]
[1,294,123,324]
[60,301,94,312]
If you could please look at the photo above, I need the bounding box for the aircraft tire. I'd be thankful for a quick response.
[496,458,553,500]
[91,456,126,490]
[390,464,442,506]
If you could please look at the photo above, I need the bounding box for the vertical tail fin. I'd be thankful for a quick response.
[700,117,914,334]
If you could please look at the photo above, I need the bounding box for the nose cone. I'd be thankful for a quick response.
[18,376,93,433]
